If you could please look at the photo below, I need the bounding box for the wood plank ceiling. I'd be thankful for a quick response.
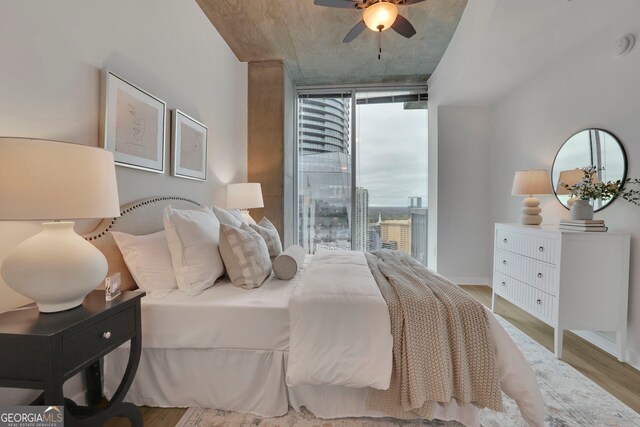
[196,0,467,85]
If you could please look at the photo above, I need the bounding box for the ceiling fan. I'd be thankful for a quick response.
[314,0,426,44]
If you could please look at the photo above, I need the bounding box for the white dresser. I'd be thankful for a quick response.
[492,223,630,360]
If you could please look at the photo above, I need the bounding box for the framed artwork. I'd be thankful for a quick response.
[171,109,208,181]
[101,69,166,173]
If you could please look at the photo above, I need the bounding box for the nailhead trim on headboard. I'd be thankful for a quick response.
[84,196,201,241]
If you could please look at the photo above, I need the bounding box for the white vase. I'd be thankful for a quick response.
[570,200,594,220]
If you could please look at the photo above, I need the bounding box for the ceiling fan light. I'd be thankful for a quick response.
[363,2,398,32]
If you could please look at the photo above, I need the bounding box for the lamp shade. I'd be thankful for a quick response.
[226,183,264,209]
[556,169,587,195]
[363,1,398,32]
[511,169,552,196]
[0,138,120,220]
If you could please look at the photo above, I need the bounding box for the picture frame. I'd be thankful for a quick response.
[100,69,167,173]
[171,109,208,181]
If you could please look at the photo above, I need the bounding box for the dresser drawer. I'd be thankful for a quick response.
[63,307,135,374]
[496,228,559,264]
[494,250,558,295]
[493,272,555,325]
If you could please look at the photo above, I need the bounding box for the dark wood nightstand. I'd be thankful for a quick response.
[0,290,145,426]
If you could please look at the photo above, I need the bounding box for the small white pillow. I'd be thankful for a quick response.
[212,206,245,227]
[163,206,225,296]
[272,245,306,280]
[111,231,177,298]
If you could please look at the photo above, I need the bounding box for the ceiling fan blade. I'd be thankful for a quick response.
[401,0,427,4]
[391,14,417,39]
[314,0,359,9]
[343,20,367,43]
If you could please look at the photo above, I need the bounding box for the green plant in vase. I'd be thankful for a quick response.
[559,165,640,220]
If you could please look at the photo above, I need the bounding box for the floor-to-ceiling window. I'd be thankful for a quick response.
[296,87,428,263]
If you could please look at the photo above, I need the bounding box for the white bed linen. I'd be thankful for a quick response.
[287,250,393,390]
[104,348,481,424]
[287,251,544,426]
[105,347,290,417]
[139,273,300,351]
[105,252,542,426]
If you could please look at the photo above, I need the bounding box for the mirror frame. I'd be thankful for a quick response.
[551,128,628,212]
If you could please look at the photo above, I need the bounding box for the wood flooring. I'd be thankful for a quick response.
[104,285,640,426]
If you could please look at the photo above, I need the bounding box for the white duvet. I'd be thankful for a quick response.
[286,250,393,390]
[287,250,544,427]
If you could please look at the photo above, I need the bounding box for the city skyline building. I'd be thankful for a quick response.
[411,208,428,265]
[298,97,352,254]
[354,187,369,251]
[380,219,411,255]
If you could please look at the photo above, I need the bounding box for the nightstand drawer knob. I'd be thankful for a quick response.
[537,273,543,278]
[502,260,507,265]
[503,238,508,243]
[501,282,506,286]
[102,331,112,340]
[539,246,544,252]
[536,299,542,305]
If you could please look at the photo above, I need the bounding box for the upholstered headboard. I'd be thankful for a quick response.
[83,196,200,290]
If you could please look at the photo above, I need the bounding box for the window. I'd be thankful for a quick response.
[296,88,428,264]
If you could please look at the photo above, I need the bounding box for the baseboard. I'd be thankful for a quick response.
[571,330,640,372]
[626,347,640,371]
[450,277,491,286]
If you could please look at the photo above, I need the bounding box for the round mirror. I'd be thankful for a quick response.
[551,129,627,211]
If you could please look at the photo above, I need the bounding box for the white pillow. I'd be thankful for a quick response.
[111,230,177,298]
[163,206,225,296]
[212,206,246,227]
[249,217,282,258]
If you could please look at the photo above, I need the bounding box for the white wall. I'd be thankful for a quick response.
[436,106,493,284]
[429,0,640,368]
[0,0,247,402]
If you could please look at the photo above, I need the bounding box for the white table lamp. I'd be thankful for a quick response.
[0,138,120,312]
[226,183,264,225]
[512,169,552,225]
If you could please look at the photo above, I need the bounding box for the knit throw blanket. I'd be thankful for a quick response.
[365,250,503,419]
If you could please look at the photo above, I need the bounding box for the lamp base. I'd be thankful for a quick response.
[0,222,108,313]
[520,196,543,226]
[240,209,258,225]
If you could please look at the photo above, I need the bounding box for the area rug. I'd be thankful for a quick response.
[176,316,640,426]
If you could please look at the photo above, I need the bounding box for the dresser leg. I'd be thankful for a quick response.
[554,328,563,359]
[491,291,497,313]
[616,331,627,362]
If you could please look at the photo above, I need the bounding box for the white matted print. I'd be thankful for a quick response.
[171,109,207,181]
[101,70,166,173]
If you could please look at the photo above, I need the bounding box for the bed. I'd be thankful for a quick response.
[88,196,544,427]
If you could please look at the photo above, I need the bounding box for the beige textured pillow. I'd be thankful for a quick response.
[249,217,282,258]
[219,223,272,289]
[272,245,306,280]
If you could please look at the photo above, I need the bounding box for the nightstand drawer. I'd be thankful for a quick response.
[496,229,559,264]
[495,250,558,295]
[63,307,135,374]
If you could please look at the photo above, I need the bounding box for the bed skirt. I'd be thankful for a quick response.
[104,347,481,425]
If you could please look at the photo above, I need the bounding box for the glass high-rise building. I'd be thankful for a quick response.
[411,208,428,265]
[354,187,369,251]
[298,97,352,253]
